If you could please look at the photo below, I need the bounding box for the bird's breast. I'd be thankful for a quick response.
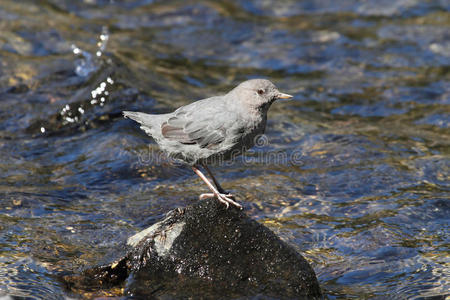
[230,111,267,149]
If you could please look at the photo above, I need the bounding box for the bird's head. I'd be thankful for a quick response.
[230,79,293,111]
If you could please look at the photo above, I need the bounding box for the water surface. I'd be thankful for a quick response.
[0,0,449,298]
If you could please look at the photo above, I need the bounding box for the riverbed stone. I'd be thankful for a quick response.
[64,198,322,298]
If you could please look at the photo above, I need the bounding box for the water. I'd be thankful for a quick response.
[0,0,449,298]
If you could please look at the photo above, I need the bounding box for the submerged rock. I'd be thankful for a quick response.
[63,198,322,299]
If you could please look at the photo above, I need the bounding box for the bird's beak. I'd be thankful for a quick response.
[277,92,293,100]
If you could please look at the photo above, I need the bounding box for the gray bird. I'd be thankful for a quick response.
[123,79,292,209]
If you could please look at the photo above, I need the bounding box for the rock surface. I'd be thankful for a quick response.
[63,198,322,299]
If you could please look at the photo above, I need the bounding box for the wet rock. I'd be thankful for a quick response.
[63,198,322,299]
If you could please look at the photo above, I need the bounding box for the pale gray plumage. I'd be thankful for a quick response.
[123,79,292,208]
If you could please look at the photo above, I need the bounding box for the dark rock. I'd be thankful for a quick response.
[62,198,322,299]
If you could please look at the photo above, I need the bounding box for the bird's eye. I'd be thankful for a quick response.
[257,89,264,95]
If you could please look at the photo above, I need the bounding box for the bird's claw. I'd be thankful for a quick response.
[199,192,242,209]
[199,193,214,200]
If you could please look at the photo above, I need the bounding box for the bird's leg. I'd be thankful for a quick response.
[192,166,242,209]
[201,164,238,203]
[201,164,237,202]
[201,163,228,194]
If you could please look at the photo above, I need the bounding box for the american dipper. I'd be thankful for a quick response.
[123,79,292,209]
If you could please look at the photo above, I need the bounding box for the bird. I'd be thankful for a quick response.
[123,79,292,209]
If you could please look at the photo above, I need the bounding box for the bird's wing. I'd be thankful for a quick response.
[161,99,228,149]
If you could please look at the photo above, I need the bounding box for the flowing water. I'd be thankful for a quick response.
[0,0,449,298]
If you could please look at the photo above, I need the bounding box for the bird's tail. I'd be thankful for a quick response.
[123,111,152,126]
[123,111,163,138]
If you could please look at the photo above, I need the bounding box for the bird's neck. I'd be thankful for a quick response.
[242,104,269,130]
[259,101,273,113]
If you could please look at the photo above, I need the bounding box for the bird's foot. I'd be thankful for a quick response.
[199,192,242,209]
[199,193,215,200]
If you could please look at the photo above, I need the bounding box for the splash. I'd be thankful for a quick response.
[52,27,115,128]
[89,77,114,107]
[71,26,109,77]
[58,76,115,126]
